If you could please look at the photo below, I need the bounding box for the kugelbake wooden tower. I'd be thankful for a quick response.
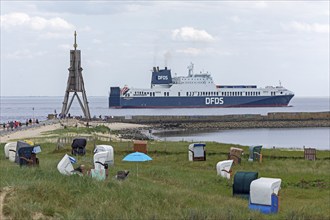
[61,31,91,119]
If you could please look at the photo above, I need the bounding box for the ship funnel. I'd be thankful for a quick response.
[157,66,159,72]
[153,67,157,72]
[165,67,167,70]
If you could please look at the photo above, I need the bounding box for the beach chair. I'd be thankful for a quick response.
[248,146,262,162]
[216,160,234,179]
[304,148,316,160]
[71,138,87,156]
[15,141,33,164]
[18,146,39,167]
[133,140,148,153]
[4,142,17,160]
[233,171,258,199]
[228,147,244,165]
[94,145,114,166]
[249,177,282,214]
[93,151,110,178]
[57,154,75,175]
[188,143,206,161]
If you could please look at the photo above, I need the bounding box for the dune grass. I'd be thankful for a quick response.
[0,136,329,220]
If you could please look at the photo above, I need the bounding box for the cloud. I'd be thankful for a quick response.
[0,12,74,31]
[282,21,329,33]
[5,49,47,59]
[176,47,203,56]
[229,16,241,23]
[86,59,110,67]
[58,44,72,51]
[92,39,102,44]
[254,1,268,9]
[172,27,215,42]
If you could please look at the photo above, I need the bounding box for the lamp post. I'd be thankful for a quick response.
[32,107,35,120]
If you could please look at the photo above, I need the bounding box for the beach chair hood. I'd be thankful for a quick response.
[250,177,282,206]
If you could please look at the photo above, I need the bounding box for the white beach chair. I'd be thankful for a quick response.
[94,145,114,165]
[216,160,234,179]
[249,177,282,214]
[4,142,17,159]
[94,151,111,170]
[57,154,75,175]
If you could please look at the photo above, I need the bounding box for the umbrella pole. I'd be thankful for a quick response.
[136,163,139,183]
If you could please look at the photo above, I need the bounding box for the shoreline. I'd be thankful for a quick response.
[1,112,329,143]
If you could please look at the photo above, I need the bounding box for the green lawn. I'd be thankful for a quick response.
[1,138,329,220]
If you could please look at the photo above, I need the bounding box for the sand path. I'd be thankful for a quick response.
[0,121,147,143]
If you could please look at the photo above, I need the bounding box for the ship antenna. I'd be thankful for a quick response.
[279,80,282,86]
[188,62,194,76]
[73,31,77,50]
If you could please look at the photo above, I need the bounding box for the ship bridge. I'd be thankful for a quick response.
[172,63,214,85]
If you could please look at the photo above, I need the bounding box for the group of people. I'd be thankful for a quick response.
[2,118,39,131]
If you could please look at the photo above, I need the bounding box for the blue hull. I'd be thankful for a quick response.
[109,95,294,108]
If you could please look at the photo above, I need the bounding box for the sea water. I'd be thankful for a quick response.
[0,96,329,149]
[152,127,330,150]
[0,96,329,122]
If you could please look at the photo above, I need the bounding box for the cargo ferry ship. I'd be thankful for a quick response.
[109,63,294,108]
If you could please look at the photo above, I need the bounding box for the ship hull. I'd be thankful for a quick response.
[109,95,294,108]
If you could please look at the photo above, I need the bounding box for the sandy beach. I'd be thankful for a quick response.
[0,120,147,143]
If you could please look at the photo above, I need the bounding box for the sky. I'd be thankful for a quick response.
[1,1,329,97]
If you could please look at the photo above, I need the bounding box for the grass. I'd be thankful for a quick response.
[0,133,329,220]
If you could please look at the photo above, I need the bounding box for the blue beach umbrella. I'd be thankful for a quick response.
[122,152,152,178]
